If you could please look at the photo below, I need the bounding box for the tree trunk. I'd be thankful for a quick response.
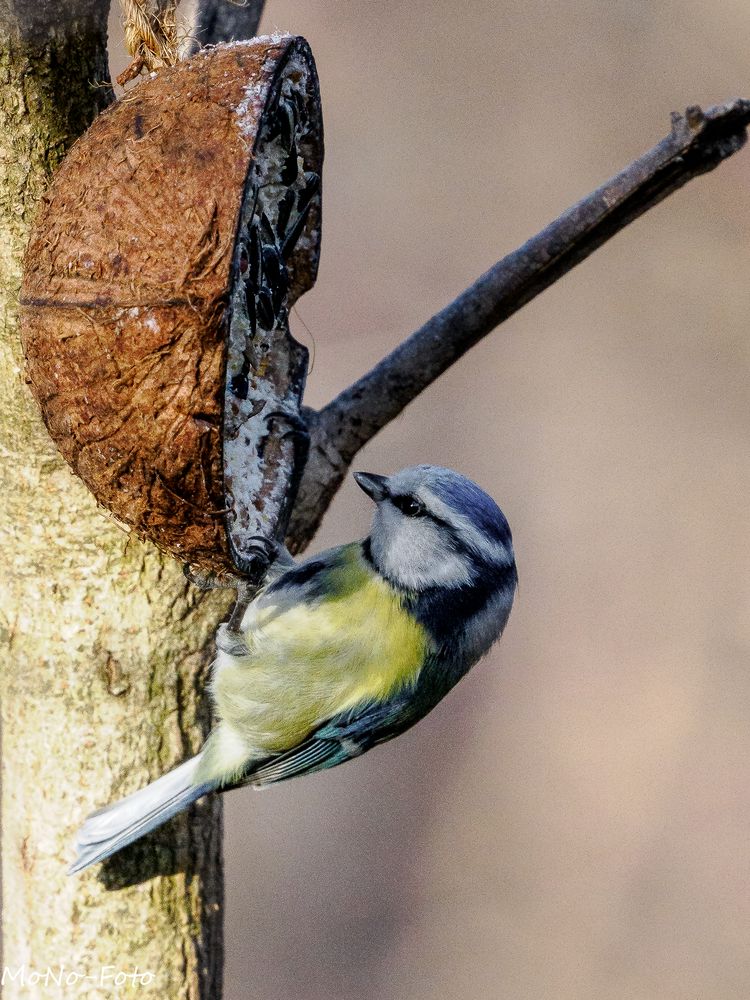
[0,3,226,995]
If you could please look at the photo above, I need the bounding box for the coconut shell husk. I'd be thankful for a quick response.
[20,36,322,576]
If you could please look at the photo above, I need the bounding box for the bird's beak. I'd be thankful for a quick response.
[353,471,390,502]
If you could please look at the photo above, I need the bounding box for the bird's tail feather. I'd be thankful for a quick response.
[69,755,216,875]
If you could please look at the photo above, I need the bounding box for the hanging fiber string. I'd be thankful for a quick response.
[117,0,181,85]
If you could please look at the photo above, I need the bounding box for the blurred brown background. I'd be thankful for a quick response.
[110,3,750,998]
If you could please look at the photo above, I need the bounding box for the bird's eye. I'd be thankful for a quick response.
[392,494,425,517]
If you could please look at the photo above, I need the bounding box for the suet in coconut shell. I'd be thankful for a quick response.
[20,35,323,578]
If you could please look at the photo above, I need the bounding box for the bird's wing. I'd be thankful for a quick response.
[241,694,416,788]
[209,540,431,773]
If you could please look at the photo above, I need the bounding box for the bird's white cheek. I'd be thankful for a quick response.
[371,507,472,589]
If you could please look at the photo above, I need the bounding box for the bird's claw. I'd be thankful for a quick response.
[215,623,251,658]
[183,564,241,592]
[231,534,279,583]
[263,407,309,441]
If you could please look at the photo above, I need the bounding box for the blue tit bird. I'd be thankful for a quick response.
[70,465,517,874]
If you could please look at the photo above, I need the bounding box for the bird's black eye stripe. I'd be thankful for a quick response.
[391,494,425,517]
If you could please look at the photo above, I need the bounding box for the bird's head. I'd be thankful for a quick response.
[354,465,515,592]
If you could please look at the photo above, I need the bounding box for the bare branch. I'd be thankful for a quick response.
[323,100,750,455]
[288,98,750,548]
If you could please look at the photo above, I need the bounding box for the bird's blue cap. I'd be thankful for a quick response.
[430,470,512,547]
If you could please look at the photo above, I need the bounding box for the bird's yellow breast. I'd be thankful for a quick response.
[209,544,429,763]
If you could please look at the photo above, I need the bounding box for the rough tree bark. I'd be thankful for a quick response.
[2,1,749,997]
[0,3,226,997]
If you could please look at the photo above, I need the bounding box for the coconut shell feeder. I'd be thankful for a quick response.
[20,35,322,579]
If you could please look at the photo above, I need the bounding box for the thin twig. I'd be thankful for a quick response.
[288,98,750,549]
